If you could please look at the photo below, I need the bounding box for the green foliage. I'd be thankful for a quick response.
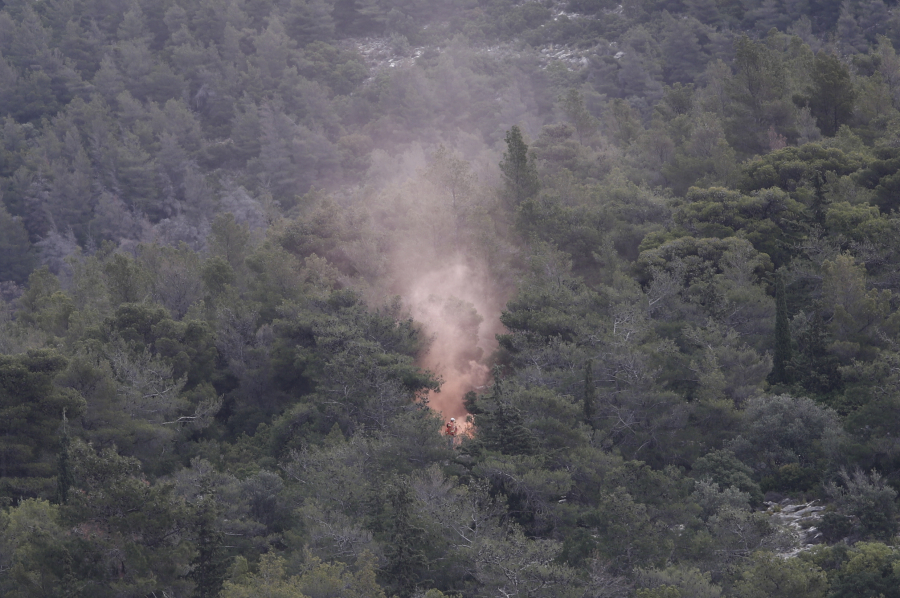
[0,499,78,598]
[800,52,856,137]
[768,270,792,385]
[820,254,892,360]
[577,483,681,572]
[639,235,774,342]
[189,492,229,598]
[0,203,33,283]
[854,145,900,212]
[731,394,844,486]
[209,213,252,271]
[500,125,540,206]
[221,553,310,598]
[636,586,683,598]
[54,413,73,506]
[466,377,540,457]
[0,350,84,501]
[668,186,804,266]
[266,288,435,436]
[692,449,762,505]
[15,267,74,338]
[583,359,596,429]
[103,253,151,306]
[727,35,794,155]
[733,551,828,598]
[789,307,843,398]
[742,143,865,195]
[382,477,428,597]
[3,1,900,595]
[635,565,722,598]
[500,243,608,341]
[559,88,597,144]
[825,468,898,542]
[809,542,900,598]
[27,439,195,596]
[104,302,218,389]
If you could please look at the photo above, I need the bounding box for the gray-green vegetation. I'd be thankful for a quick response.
[1,0,900,596]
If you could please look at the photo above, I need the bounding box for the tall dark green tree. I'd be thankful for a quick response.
[729,35,792,154]
[54,409,73,506]
[768,271,792,385]
[472,373,539,456]
[805,52,856,136]
[0,350,85,501]
[792,307,842,397]
[384,477,427,598]
[560,89,597,144]
[499,125,540,206]
[584,359,597,429]
[189,491,228,598]
[0,203,34,283]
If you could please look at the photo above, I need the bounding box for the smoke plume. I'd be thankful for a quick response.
[363,143,514,422]
[400,260,504,420]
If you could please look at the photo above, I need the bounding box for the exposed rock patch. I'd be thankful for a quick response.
[765,499,826,557]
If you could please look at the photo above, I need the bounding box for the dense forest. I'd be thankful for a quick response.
[2,0,900,596]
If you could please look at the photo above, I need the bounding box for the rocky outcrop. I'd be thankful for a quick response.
[766,500,826,557]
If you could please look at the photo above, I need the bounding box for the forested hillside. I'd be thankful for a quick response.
[2,0,900,596]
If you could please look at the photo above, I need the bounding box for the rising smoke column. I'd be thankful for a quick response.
[367,143,513,422]
[400,261,504,421]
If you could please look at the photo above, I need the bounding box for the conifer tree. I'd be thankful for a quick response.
[807,52,856,136]
[190,489,228,598]
[476,369,539,455]
[1,350,84,500]
[385,478,427,598]
[768,271,792,385]
[0,204,35,283]
[492,402,538,456]
[499,125,540,206]
[560,89,596,144]
[794,307,842,396]
[55,409,73,505]
[584,359,597,430]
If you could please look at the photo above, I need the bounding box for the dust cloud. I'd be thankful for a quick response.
[398,260,504,423]
[363,144,512,424]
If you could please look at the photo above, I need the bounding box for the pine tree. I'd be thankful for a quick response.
[584,359,597,430]
[499,125,540,206]
[385,478,427,598]
[807,52,856,136]
[1,351,84,500]
[0,203,35,283]
[190,490,228,598]
[494,402,538,456]
[560,89,597,144]
[55,409,73,505]
[61,547,81,598]
[768,271,792,385]
[794,307,842,396]
[480,373,539,456]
